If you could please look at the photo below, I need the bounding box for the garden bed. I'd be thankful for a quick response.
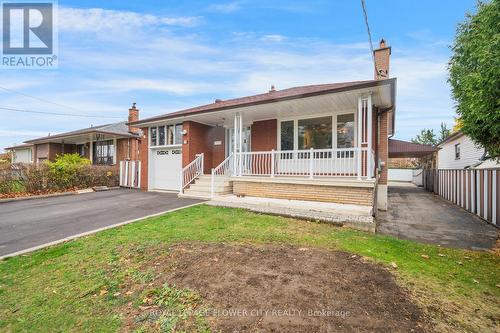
[124,242,428,332]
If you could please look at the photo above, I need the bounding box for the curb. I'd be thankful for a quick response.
[0,202,204,260]
[0,191,77,204]
[0,187,121,204]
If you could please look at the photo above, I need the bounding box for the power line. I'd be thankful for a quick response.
[361,0,376,72]
[0,106,122,119]
[0,85,95,114]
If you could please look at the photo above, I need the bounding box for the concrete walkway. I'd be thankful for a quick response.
[377,183,498,250]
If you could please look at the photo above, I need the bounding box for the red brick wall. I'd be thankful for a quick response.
[251,119,277,151]
[139,127,149,191]
[48,143,76,161]
[372,107,378,177]
[182,121,212,174]
[34,143,49,162]
[210,126,225,168]
[116,138,129,162]
[183,122,226,173]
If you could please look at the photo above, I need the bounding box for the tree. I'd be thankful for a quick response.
[448,0,500,159]
[412,129,437,146]
[438,123,451,143]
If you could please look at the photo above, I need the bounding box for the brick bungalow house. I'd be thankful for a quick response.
[18,106,142,166]
[130,40,396,211]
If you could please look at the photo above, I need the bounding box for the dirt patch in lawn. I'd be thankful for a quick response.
[125,243,430,332]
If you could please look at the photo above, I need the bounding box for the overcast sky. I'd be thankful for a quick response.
[0,0,479,149]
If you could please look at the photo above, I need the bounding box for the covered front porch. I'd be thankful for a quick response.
[179,81,394,201]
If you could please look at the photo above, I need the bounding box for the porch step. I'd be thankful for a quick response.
[193,175,231,185]
[180,174,233,199]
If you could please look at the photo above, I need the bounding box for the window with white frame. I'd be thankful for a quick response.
[279,114,355,151]
[298,116,332,150]
[280,121,294,151]
[455,143,461,160]
[336,114,355,148]
[150,124,183,147]
[93,140,114,165]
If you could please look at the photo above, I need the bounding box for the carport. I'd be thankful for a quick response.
[379,139,497,249]
[387,139,437,184]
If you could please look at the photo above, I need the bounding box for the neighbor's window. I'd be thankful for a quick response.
[337,114,355,148]
[298,116,332,150]
[280,121,294,151]
[93,140,114,165]
[150,127,157,146]
[455,143,461,160]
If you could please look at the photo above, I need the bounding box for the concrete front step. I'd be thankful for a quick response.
[178,175,233,200]
[188,184,232,192]
[193,177,231,185]
[180,190,232,199]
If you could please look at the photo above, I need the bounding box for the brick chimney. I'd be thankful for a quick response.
[373,39,391,80]
[128,102,140,134]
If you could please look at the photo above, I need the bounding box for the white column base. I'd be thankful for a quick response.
[377,184,388,211]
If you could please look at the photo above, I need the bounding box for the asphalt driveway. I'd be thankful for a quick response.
[377,183,498,250]
[0,189,203,257]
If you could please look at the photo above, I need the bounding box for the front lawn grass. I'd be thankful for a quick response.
[0,205,498,332]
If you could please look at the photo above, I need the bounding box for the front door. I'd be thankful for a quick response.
[226,127,251,156]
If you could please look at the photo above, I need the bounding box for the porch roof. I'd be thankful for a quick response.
[130,78,396,127]
[388,139,437,158]
[24,121,140,145]
[5,143,33,150]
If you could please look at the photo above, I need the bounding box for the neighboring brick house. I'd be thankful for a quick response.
[11,105,143,167]
[130,40,396,211]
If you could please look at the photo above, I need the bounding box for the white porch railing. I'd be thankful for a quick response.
[232,148,373,179]
[180,153,204,193]
[210,153,234,198]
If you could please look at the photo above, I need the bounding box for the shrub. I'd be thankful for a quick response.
[47,154,91,190]
[0,155,119,196]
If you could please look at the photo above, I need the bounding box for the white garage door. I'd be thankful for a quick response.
[151,148,182,191]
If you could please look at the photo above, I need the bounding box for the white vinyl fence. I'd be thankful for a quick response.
[119,160,141,189]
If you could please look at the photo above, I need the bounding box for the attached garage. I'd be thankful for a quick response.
[149,147,182,191]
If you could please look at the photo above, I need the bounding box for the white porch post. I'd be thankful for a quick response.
[89,139,93,164]
[233,114,238,175]
[357,96,363,180]
[233,112,243,176]
[367,94,373,179]
[239,112,243,176]
[113,138,117,165]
